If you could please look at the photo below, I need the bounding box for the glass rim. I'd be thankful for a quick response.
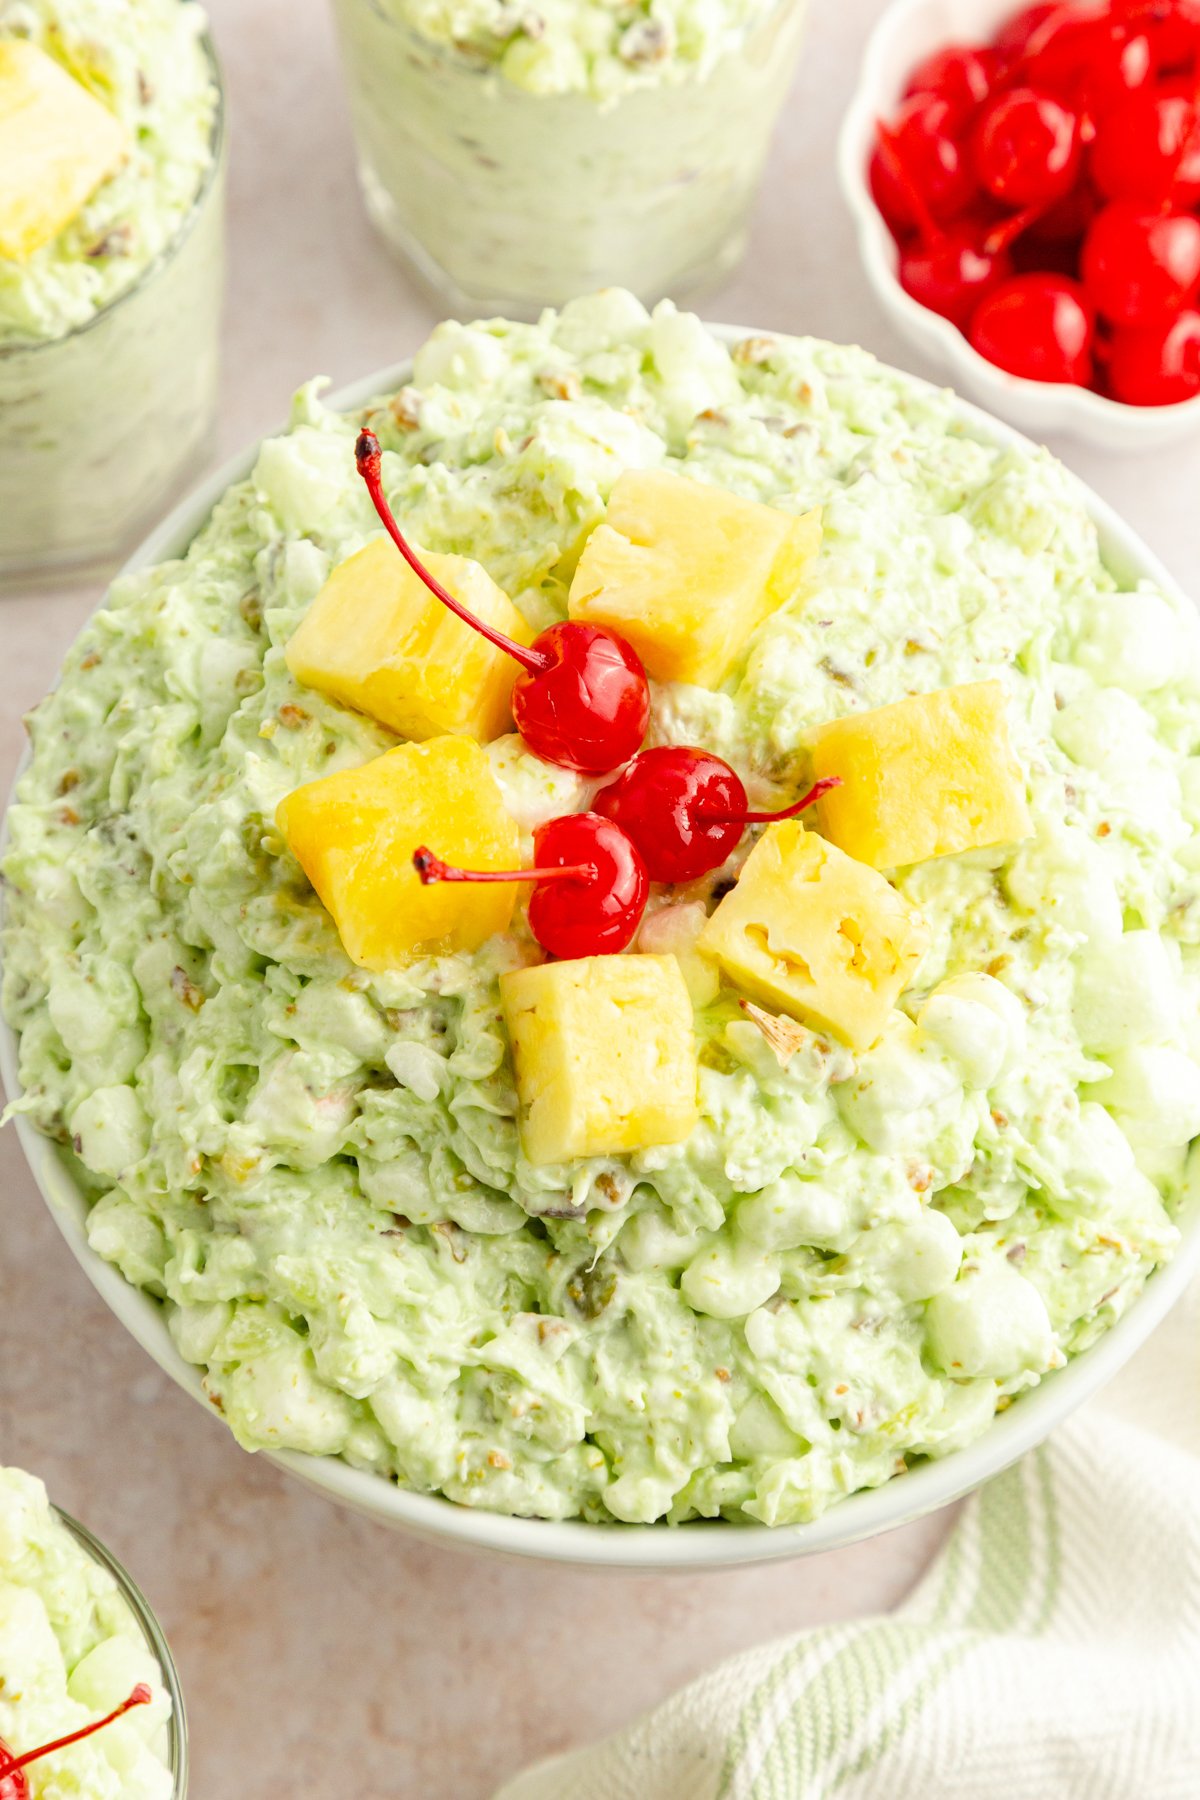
[54,1507,189,1798]
[0,17,227,364]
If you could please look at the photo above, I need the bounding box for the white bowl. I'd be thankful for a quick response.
[837,0,1200,449]
[5,337,1200,1569]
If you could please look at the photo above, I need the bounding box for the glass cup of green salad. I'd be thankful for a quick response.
[0,1465,186,1798]
[328,0,808,315]
[0,0,226,593]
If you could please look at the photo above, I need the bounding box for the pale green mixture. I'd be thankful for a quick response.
[0,1468,172,1799]
[6,294,1200,1527]
[358,0,783,99]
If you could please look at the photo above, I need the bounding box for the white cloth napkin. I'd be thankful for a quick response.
[496,1278,1200,1800]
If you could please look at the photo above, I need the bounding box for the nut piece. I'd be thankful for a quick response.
[388,387,423,432]
[739,998,811,1067]
[537,367,582,402]
[619,18,672,63]
[733,336,779,367]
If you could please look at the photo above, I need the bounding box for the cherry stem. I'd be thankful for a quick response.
[983,201,1053,255]
[413,848,598,887]
[875,118,943,249]
[0,1686,152,1777]
[355,431,548,676]
[703,775,842,826]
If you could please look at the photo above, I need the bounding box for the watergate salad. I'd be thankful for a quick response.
[6,293,1200,1528]
[0,0,217,346]
[0,1468,172,1799]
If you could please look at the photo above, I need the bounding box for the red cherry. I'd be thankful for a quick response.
[1090,89,1200,204]
[870,97,978,237]
[596,748,744,883]
[356,432,649,774]
[972,87,1082,204]
[969,274,1096,380]
[1023,11,1153,115]
[1081,200,1200,323]
[413,813,648,959]
[0,1686,152,1800]
[593,746,840,885]
[507,620,649,776]
[1107,305,1200,399]
[1118,0,1200,73]
[904,44,995,124]
[993,1,1065,61]
[899,227,1013,326]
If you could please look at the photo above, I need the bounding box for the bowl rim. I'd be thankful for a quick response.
[4,325,1200,1569]
[835,0,1200,432]
[52,1506,188,1795]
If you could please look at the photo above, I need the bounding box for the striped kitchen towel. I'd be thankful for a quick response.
[495,1279,1200,1800]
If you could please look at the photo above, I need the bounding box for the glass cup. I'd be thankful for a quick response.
[330,0,808,317]
[0,38,227,594]
[55,1508,188,1797]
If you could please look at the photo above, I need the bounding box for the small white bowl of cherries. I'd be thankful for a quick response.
[839,0,1200,444]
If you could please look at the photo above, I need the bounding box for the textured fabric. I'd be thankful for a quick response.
[496,1278,1200,1800]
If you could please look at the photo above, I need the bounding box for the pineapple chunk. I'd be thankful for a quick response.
[276,737,519,970]
[0,41,129,262]
[500,954,699,1165]
[285,535,533,745]
[568,468,822,689]
[698,822,928,1052]
[809,681,1032,871]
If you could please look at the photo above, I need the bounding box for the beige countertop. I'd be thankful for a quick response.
[3,2,1199,1794]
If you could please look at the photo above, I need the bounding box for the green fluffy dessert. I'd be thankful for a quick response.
[344,0,785,98]
[0,1468,172,1799]
[0,0,218,345]
[6,293,1200,1526]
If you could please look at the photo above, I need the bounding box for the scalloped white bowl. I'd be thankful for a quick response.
[837,0,1200,448]
[5,336,1200,1568]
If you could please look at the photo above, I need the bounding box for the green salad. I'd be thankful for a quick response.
[0,1468,172,1799]
[6,293,1200,1527]
[0,0,218,346]
[352,0,785,99]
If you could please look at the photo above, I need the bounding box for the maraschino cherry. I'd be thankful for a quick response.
[1106,304,1200,398]
[904,43,995,123]
[1081,200,1200,323]
[1024,8,1153,116]
[972,86,1083,205]
[413,813,648,958]
[1123,0,1200,73]
[969,273,1096,380]
[872,123,1010,325]
[0,1684,152,1800]
[594,746,840,884]
[993,1,1061,62]
[899,221,1014,327]
[1090,88,1200,205]
[356,431,649,774]
[870,97,978,235]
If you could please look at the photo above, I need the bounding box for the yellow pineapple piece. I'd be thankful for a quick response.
[568,468,822,689]
[0,41,129,262]
[285,535,533,745]
[276,737,519,970]
[698,822,927,1052]
[809,681,1031,871]
[500,954,699,1165]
